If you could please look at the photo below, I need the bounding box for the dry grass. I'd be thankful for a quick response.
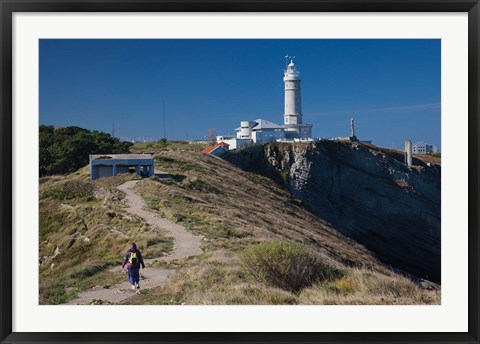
[134,146,384,273]
[299,269,440,305]
[123,249,439,305]
[129,143,440,305]
[40,141,441,305]
[123,249,298,305]
[414,154,441,166]
[39,167,172,304]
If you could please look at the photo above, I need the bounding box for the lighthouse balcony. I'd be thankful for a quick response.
[283,74,301,81]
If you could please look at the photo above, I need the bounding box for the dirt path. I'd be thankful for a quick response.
[66,179,203,305]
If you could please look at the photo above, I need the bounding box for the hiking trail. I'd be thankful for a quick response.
[66,179,203,305]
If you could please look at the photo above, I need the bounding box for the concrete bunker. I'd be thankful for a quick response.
[89,154,154,180]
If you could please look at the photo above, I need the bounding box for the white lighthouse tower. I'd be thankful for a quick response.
[283,56,312,139]
[284,56,302,126]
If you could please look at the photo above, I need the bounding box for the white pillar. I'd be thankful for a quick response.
[405,140,412,167]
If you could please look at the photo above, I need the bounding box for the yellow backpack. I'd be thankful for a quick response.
[128,252,139,266]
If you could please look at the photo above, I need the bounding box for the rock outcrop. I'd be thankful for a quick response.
[224,141,441,282]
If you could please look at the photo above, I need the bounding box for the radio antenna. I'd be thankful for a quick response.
[163,101,166,140]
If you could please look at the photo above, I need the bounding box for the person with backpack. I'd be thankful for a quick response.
[122,242,145,290]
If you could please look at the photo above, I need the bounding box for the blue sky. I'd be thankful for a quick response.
[40,39,440,150]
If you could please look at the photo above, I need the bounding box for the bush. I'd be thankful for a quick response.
[40,180,95,201]
[179,164,195,171]
[241,242,341,293]
[70,261,113,279]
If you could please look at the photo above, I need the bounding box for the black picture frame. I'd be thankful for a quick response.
[1,1,479,343]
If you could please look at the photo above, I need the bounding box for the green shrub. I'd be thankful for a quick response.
[70,261,113,279]
[39,284,78,305]
[39,211,63,237]
[182,177,220,193]
[241,242,341,293]
[156,156,175,163]
[41,180,95,201]
[179,164,195,171]
[143,237,174,259]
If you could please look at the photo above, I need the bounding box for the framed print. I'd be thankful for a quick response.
[1,0,479,343]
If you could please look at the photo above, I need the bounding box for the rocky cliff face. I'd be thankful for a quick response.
[224,141,441,282]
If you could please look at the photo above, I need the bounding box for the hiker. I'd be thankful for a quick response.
[122,242,145,290]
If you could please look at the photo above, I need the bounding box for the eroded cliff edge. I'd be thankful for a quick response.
[224,141,441,282]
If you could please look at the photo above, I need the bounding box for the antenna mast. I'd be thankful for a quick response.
[163,101,166,140]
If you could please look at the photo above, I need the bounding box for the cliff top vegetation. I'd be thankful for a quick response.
[39,138,440,305]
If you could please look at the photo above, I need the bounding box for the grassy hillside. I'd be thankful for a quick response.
[39,141,440,305]
[39,171,173,304]
[224,140,441,282]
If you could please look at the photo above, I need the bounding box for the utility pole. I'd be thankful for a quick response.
[163,101,166,140]
[112,122,115,138]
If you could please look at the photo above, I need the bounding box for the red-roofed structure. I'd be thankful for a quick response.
[202,142,230,157]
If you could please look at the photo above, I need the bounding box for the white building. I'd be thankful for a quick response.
[235,119,285,142]
[216,135,250,150]
[413,142,437,154]
[218,56,313,150]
